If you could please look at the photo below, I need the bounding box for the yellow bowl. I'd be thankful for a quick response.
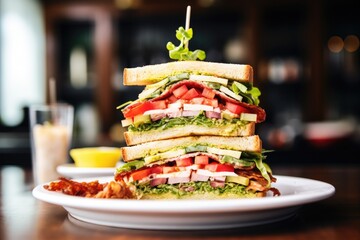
[70,147,122,168]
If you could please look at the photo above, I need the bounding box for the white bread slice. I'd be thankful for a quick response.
[124,122,255,146]
[122,135,262,162]
[123,61,253,85]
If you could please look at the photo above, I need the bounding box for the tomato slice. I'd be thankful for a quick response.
[204,162,218,172]
[123,102,153,118]
[215,164,234,172]
[150,100,167,109]
[194,155,209,165]
[191,97,205,104]
[176,157,193,167]
[202,88,216,99]
[181,88,200,100]
[168,94,178,103]
[131,169,151,181]
[173,85,188,98]
[123,100,167,118]
[204,163,234,172]
[204,98,218,107]
[225,102,248,115]
[150,166,163,174]
[163,166,178,174]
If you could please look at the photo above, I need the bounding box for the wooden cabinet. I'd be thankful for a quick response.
[44,2,118,136]
[42,0,359,151]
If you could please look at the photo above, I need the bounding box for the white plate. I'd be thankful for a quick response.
[32,175,335,230]
[56,163,123,178]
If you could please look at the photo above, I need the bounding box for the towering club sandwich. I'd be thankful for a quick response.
[116,26,278,199]
[119,27,265,146]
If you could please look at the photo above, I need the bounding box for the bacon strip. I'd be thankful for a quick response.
[44,177,134,199]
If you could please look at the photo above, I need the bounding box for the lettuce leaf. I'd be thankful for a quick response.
[166,27,206,61]
[116,160,144,173]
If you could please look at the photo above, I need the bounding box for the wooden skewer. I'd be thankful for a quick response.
[49,77,57,106]
[185,5,191,49]
[49,77,60,124]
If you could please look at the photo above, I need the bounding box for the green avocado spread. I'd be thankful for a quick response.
[133,181,258,198]
[128,112,248,132]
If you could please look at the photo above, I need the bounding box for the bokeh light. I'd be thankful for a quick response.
[328,35,344,53]
[344,35,359,53]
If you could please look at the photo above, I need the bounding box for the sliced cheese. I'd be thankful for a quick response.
[121,118,133,127]
[219,86,243,101]
[207,147,242,159]
[143,109,167,115]
[155,170,191,179]
[189,74,228,85]
[240,113,257,122]
[183,104,213,111]
[196,169,237,177]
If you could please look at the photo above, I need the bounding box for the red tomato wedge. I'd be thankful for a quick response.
[168,94,178,103]
[194,155,209,165]
[173,85,188,98]
[204,163,218,172]
[191,97,205,104]
[202,88,216,99]
[205,163,234,172]
[181,88,199,100]
[151,100,167,109]
[163,166,178,174]
[176,157,193,167]
[123,102,153,118]
[123,100,167,118]
[225,102,248,115]
[204,98,218,107]
[131,169,151,181]
[190,97,218,107]
[150,166,163,174]
[215,164,234,172]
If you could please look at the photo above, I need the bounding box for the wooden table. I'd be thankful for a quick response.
[1,164,359,240]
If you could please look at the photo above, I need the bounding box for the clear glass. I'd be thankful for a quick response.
[29,103,74,185]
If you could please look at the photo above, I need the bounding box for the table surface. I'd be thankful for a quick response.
[0,164,359,240]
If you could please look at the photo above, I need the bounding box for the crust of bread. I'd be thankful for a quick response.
[124,122,255,146]
[122,135,262,162]
[123,61,253,86]
[137,190,265,200]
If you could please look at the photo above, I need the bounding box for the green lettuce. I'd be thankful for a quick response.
[133,181,258,198]
[231,81,261,106]
[116,160,144,172]
[128,112,248,132]
[166,27,206,61]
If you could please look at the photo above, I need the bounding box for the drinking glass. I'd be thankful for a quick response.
[29,103,74,185]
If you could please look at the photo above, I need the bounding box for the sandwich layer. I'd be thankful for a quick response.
[124,122,255,145]
[121,135,262,162]
[134,182,265,200]
[124,61,253,85]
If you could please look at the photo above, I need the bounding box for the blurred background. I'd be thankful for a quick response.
[0,0,359,167]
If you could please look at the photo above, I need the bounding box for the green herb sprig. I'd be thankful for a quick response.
[166,26,206,61]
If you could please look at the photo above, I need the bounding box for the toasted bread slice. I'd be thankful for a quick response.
[123,61,253,85]
[124,122,255,146]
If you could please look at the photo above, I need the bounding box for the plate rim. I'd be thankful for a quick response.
[56,164,117,178]
[32,175,335,214]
